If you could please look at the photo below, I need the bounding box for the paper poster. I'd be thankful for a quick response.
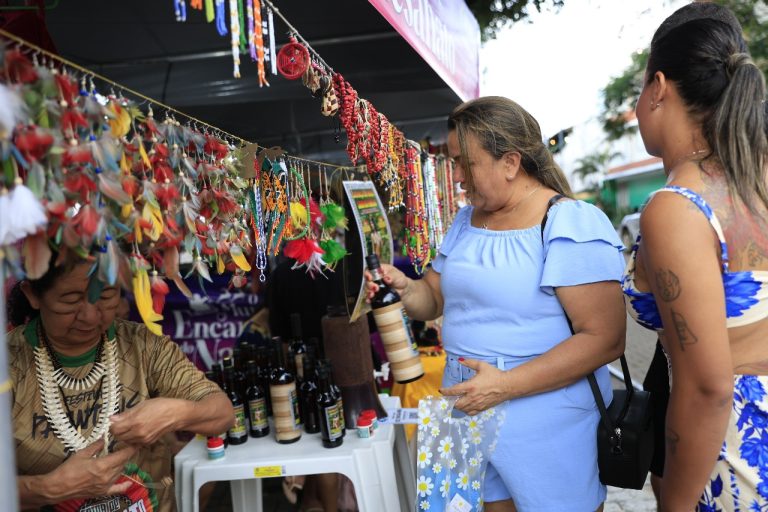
[342,180,393,322]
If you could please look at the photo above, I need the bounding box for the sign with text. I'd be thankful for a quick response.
[369,0,481,101]
[130,273,264,371]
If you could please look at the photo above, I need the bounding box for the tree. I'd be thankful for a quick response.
[466,0,565,40]
[572,149,621,192]
[597,0,767,141]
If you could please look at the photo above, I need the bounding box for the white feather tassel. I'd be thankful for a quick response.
[0,83,26,139]
[1,181,48,245]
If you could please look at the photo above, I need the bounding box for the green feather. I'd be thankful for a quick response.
[320,203,348,230]
[319,239,348,265]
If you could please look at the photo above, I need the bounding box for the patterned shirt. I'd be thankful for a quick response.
[10,318,222,512]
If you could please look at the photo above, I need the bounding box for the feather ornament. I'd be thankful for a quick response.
[21,229,51,279]
[98,173,131,205]
[320,202,348,230]
[292,250,327,279]
[141,202,164,241]
[97,237,120,286]
[108,102,131,138]
[229,244,251,271]
[13,126,53,162]
[319,239,347,268]
[186,256,213,282]
[181,196,200,234]
[289,200,308,230]
[283,238,324,266]
[92,135,120,172]
[26,162,46,199]
[0,83,27,137]
[150,271,170,314]
[4,50,38,84]
[69,203,100,247]
[138,139,152,170]
[2,183,48,245]
[54,73,79,106]
[132,265,163,335]
[163,246,192,297]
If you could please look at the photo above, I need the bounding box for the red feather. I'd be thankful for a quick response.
[63,172,97,198]
[54,74,79,106]
[283,238,323,265]
[14,127,54,162]
[4,50,38,84]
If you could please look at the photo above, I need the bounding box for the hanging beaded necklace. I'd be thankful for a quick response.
[33,324,121,453]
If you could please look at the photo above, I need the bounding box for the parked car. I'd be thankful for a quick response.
[619,212,641,250]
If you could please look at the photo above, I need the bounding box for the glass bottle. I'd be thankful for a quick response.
[209,364,228,446]
[316,365,343,448]
[246,361,269,438]
[269,337,302,444]
[365,253,424,384]
[256,345,273,416]
[224,367,248,445]
[289,313,308,380]
[299,357,320,434]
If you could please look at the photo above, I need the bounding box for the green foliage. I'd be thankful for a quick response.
[466,0,565,40]
[599,49,647,142]
[572,149,621,192]
[597,0,768,142]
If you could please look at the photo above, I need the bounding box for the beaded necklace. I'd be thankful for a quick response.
[404,144,430,273]
[33,324,121,453]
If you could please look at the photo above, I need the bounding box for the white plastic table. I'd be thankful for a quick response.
[174,394,415,512]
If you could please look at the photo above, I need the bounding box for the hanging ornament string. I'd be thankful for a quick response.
[423,154,444,252]
[228,0,242,78]
[246,0,256,61]
[253,0,270,87]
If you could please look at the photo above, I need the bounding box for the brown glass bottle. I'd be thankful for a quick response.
[224,368,248,445]
[246,361,269,438]
[289,313,308,380]
[269,337,301,444]
[316,366,343,448]
[365,253,424,384]
[299,357,320,434]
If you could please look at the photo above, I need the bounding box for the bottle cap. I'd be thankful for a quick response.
[356,416,372,428]
[207,436,224,448]
[360,409,376,420]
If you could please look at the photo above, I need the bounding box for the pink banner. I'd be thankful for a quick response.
[370,0,480,101]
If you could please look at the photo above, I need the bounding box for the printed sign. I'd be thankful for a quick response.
[343,181,393,322]
[369,0,481,101]
[130,273,263,370]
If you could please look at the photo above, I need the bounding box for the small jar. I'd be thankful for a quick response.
[360,409,379,430]
[356,416,373,438]
[207,436,226,460]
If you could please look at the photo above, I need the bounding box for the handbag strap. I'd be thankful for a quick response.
[540,194,633,436]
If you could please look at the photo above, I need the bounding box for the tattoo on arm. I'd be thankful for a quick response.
[655,269,681,302]
[666,427,680,456]
[671,309,698,351]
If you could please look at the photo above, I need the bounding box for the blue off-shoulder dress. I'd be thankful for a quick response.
[432,200,625,512]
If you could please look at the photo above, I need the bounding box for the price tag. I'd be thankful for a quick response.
[378,408,419,424]
[253,465,285,478]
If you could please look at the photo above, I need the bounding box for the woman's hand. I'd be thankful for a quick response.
[439,358,510,416]
[110,398,183,446]
[47,439,137,501]
[363,263,410,302]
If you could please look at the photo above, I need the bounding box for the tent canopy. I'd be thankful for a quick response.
[40,0,465,161]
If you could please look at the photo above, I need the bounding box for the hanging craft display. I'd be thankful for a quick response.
[276,36,310,80]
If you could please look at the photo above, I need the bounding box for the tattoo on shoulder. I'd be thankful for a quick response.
[671,309,698,351]
[655,269,681,302]
[666,427,681,456]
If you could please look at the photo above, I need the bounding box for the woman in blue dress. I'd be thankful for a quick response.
[367,96,627,511]
[622,3,768,510]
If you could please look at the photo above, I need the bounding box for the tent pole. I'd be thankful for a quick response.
[0,260,19,511]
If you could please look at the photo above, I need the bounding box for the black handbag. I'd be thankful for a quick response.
[542,195,654,490]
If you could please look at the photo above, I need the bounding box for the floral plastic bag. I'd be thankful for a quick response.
[416,395,505,511]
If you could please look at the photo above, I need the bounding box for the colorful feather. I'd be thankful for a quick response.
[132,266,163,335]
[229,244,251,271]
[163,246,192,297]
[150,271,170,314]
[141,202,164,241]
[21,229,51,279]
[319,239,347,268]
[98,173,132,205]
[320,202,348,230]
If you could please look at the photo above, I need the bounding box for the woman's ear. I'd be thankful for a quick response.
[19,281,41,310]
[651,71,668,108]
[502,151,522,181]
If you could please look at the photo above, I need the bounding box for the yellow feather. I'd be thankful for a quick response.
[121,203,132,219]
[119,153,130,173]
[132,269,163,334]
[142,203,164,241]
[216,254,225,274]
[138,140,152,169]
[289,201,308,228]
[230,245,252,272]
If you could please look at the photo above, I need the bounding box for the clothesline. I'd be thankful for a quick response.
[0,28,361,172]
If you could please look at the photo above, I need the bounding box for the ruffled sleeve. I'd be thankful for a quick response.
[431,206,471,273]
[540,200,625,295]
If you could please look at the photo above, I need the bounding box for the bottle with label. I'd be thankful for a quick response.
[316,365,343,448]
[318,359,345,436]
[256,346,273,416]
[298,357,320,434]
[365,253,425,384]
[208,364,228,447]
[269,337,302,444]
[224,367,248,445]
[246,361,269,438]
[289,313,308,380]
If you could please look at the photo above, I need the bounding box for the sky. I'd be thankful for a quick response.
[479,0,686,157]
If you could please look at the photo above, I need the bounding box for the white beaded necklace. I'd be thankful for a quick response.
[33,328,121,453]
